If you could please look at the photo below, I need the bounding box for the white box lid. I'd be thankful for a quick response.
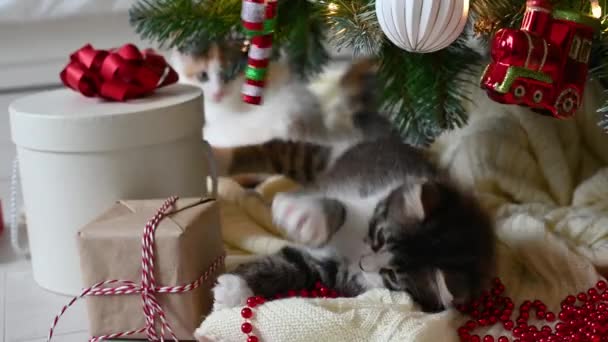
[9,84,204,152]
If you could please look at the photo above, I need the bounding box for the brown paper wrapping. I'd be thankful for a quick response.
[78,197,225,340]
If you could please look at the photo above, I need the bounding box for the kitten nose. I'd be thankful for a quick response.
[212,91,225,102]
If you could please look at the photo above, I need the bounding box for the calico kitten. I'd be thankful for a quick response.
[206,62,496,316]
[172,40,324,147]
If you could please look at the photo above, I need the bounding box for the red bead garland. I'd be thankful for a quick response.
[240,281,340,341]
[457,278,608,342]
[237,278,608,341]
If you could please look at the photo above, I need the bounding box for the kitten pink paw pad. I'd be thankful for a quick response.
[272,194,328,246]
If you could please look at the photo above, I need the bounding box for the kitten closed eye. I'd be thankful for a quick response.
[372,228,385,252]
[380,268,398,283]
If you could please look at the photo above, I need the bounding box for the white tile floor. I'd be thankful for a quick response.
[0,231,89,342]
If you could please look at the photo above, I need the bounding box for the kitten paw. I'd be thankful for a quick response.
[212,274,254,311]
[272,194,329,247]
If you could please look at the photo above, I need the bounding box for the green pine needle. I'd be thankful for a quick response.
[275,0,330,79]
[130,0,242,50]
[378,38,481,145]
[324,0,383,56]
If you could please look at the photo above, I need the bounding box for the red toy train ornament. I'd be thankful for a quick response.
[480,0,600,119]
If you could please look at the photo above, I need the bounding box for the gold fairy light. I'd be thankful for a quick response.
[473,17,498,36]
[242,39,251,53]
[328,2,338,13]
[591,0,602,18]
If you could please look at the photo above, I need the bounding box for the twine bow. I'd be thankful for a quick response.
[60,44,179,101]
[48,196,225,342]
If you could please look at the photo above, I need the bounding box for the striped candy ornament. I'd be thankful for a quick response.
[47,196,225,342]
[241,0,277,105]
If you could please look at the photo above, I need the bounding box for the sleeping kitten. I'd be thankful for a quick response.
[206,62,496,316]
[172,40,329,147]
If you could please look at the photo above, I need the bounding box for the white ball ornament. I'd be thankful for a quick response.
[375,0,470,53]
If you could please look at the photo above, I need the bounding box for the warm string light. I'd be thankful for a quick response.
[591,0,602,18]
[327,2,338,14]
[242,39,251,53]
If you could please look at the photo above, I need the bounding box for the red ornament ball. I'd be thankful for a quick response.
[247,336,259,342]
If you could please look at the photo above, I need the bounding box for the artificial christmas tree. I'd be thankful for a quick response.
[129,0,608,143]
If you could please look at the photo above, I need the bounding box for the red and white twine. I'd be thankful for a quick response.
[47,196,225,342]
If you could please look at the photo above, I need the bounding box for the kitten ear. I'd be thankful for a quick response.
[339,58,379,111]
[340,58,379,87]
[171,49,192,64]
[419,181,443,217]
[435,269,474,309]
[388,181,445,223]
[399,181,443,221]
[434,269,455,309]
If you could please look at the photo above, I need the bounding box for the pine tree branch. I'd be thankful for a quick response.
[324,0,383,56]
[131,0,330,80]
[130,0,242,50]
[322,0,482,143]
[130,0,608,143]
[471,0,526,37]
[275,0,330,79]
[378,38,482,145]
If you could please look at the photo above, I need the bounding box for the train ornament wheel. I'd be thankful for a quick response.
[533,90,543,103]
[554,87,580,119]
[514,85,526,98]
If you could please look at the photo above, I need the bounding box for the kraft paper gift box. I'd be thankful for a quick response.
[78,197,225,340]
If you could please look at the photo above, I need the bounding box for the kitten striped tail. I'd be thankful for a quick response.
[213,140,332,184]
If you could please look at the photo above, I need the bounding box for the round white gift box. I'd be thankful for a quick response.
[10,84,208,295]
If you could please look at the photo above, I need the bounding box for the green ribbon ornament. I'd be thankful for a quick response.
[245,66,267,81]
[244,17,277,37]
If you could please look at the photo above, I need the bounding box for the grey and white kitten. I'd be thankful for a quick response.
[209,60,496,315]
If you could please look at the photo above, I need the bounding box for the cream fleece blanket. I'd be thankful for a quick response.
[197,81,608,341]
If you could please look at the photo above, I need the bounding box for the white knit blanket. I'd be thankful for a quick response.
[196,81,608,341]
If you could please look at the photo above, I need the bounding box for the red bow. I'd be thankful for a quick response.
[60,44,178,101]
